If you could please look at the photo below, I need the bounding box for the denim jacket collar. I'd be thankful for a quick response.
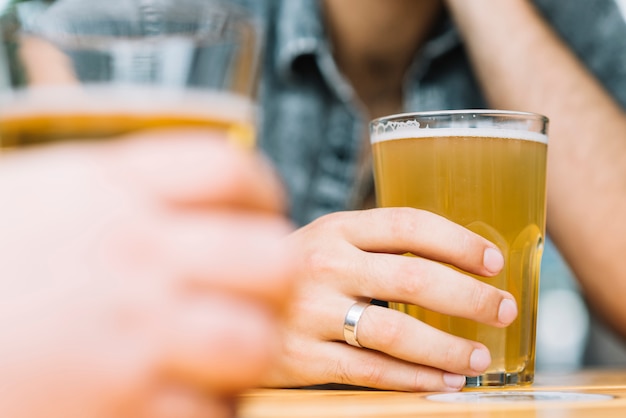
[274,0,325,80]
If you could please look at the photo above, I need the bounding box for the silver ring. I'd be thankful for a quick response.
[343,302,370,348]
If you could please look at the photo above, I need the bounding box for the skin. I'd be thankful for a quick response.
[19,36,78,85]
[322,0,443,118]
[263,208,515,391]
[0,131,295,418]
[261,0,626,391]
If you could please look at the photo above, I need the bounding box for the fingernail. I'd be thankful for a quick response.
[470,348,491,372]
[483,247,504,274]
[498,298,518,325]
[443,373,466,390]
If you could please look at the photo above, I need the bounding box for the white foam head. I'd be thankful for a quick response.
[370,111,548,144]
[370,126,548,144]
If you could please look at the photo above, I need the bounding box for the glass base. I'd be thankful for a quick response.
[465,371,534,388]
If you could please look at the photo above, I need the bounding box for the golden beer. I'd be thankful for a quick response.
[371,111,548,387]
[0,87,255,150]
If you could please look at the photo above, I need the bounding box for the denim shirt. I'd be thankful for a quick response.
[236,0,626,226]
[235,0,626,365]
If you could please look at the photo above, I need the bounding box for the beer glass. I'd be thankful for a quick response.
[370,110,548,387]
[0,0,259,150]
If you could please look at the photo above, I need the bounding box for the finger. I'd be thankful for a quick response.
[102,129,287,214]
[344,252,517,327]
[162,294,280,394]
[307,340,468,392]
[327,208,504,277]
[154,212,295,312]
[341,305,492,378]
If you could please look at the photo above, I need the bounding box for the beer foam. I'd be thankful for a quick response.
[371,126,548,144]
[0,85,256,123]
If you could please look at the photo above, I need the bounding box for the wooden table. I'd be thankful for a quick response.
[238,369,626,417]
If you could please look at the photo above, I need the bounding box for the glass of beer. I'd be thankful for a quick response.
[0,0,259,150]
[370,110,548,387]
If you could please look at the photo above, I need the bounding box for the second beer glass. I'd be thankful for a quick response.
[0,0,259,150]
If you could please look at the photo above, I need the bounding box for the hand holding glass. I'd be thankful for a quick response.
[370,110,548,387]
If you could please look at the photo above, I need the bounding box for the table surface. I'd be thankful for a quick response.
[237,369,626,417]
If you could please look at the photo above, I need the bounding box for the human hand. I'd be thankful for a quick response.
[260,208,517,392]
[0,131,294,418]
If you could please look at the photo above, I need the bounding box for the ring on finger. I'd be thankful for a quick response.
[343,302,370,348]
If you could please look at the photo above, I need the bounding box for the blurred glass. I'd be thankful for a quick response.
[0,0,260,150]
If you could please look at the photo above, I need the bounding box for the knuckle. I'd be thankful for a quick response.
[440,340,470,371]
[469,283,496,319]
[356,360,388,388]
[458,232,475,257]
[410,368,436,392]
[440,344,458,369]
[375,314,405,352]
[327,357,354,385]
[324,354,388,388]
[394,259,430,296]
[304,248,337,277]
[387,207,415,239]
[314,211,349,232]
[296,239,343,277]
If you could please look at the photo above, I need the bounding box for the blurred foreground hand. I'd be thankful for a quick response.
[0,131,294,418]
